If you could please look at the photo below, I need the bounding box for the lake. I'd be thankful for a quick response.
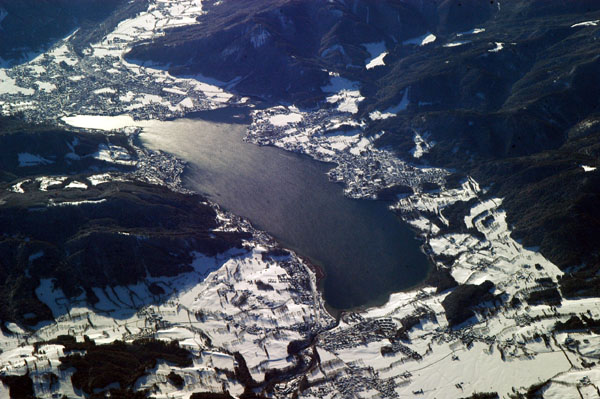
[138,108,430,310]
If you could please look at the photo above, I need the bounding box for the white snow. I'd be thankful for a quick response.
[27,65,45,75]
[62,114,136,130]
[48,199,107,207]
[119,91,135,102]
[162,87,187,96]
[456,28,485,36]
[4,323,27,335]
[369,88,410,120]
[9,180,30,194]
[581,165,596,172]
[444,41,470,47]
[326,90,365,114]
[323,131,361,151]
[363,42,388,69]
[93,87,116,95]
[0,228,330,398]
[488,42,504,52]
[64,181,88,190]
[35,176,67,191]
[35,279,69,318]
[365,51,388,69]
[87,173,114,186]
[322,75,364,114]
[407,215,440,234]
[0,70,34,95]
[349,136,373,156]
[411,131,434,158]
[123,90,212,113]
[403,33,437,46]
[269,112,303,126]
[326,91,364,114]
[177,97,194,109]
[92,144,135,165]
[571,20,599,28]
[47,44,78,66]
[368,110,394,120]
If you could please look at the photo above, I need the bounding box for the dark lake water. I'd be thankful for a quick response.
[138,108,430,309]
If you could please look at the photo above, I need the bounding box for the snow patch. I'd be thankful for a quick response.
[411,131,434,159]
[444,41,469,47]
[581,165,597,172]
[363,42,387,70]
[35,176,67,191]
[64,181,88,190]
[488,42,504,52]
[322,75,364,114]
[403,33,436,46]
[162,87,187,96]
[92,144,135,166]
[27,65,45,75]
[369,88,410,120]
[269,112,303,126]
[177,97,194,109]
[87,174,113,186]
[326,90,364,114]
[62,114,136,130]
[47,44,78,66]
[368,110,395,120]
[9,180,30,193]
[49,199,107,207]
[93,87,116,95]
[456,28,485,36]
[35,279,69,318]
[0,70,34,95]
[571,20,599,28]
[35,81,56,92]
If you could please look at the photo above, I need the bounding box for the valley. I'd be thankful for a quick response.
[1,0,600,398]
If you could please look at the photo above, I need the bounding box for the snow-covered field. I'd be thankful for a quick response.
[403,33,437,46]
[0,211,333,398]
